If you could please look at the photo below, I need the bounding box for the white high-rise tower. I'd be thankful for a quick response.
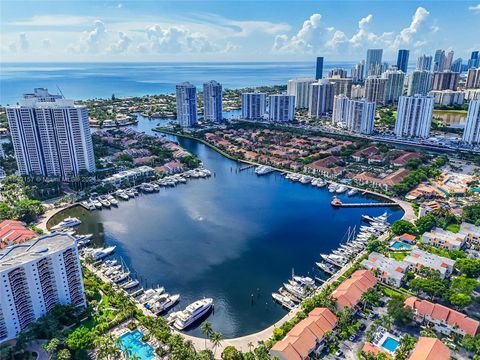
[203,80,222,122]
[462,100,480,144]
[394,95,434,138]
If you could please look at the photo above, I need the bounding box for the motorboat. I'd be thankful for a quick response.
[91,246,116,260]
[173,298,214,330]
[255,165,274,175]
[292,276,315,287]
[347,188,358,196]
[151,294,181,314]
[52,217,82,230]
[107,195,118,206]
[122,279,140,290]
[336,185,348,194]
[299,175,312,184]
[272,293,296,309]
[328,183,338,193]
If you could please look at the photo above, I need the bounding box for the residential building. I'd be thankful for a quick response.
[6,88,96,179]
[308,80,336,119]
[328,68,348,78]
[332,95,349,124]
[407,337,451,360]
[468,51,479,69]
[458,222,480,247]
[407,70,433,96]
[464,89,480,101]
[101,166,155,187]
[432,71,459,91]
[268,95,295,122]
[466,67,480,88]
[421,227,466,250]
[0,221,37,249]
[450,58,463,73]
[462,100,480,144]
[383,69,405,103]
[203,80,222,122]
[270,308,337,360]
[430,90,464,106]
[399,233,416,244]
[241,92,266,120]
[405,296,480,337]
[444,50,454,70]
[351,61,365,83]
[364,76,387,104]
[396,49,410,73]
[353,168,410,191]
[327,77,352,98]
[304,156,344,179]
[0,233,86,342]
[416,54,432,71]
[315,57,324,80]
[433,49,446,71]
[351,85,364,99]
[361,252,410,287]
[365,49,383,76]
[403,249,455,279]
[344,98,376,135]
[287,78,315,109]
[176,82,197,127]
[330,270,377,310]
[351,145,378,162]
[392,151,421,167]
[394,95,434,138]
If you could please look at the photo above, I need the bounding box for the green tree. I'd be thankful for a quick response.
[210,332,223,357]
[455,258,480,278]
[361,289,382,310]
[66,326,96,350]
[95,334,122,360]
[415,214,437,234]
[200,322,213,349]
[221,346,242,360]
[57,349,71,360]
[43,338,61,356]
[390,220,417,236]
[387,297,413,326]
[449,293,472,307]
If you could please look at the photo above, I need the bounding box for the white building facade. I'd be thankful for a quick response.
[308,79,336,119]
[287,77,315,109]
[407,70,433,96]
[463,100,480,144]
[176,82,197,127]
[203,80,222,122]
[0,233,86,342]
[241,93,266,120]
[6,88,96,179]
[268,95,295,122]
[383,69,405,103]
[344,99,376,135]
[394,95,434,138]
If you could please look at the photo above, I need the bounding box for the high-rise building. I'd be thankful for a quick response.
[407,70,433,96]
[287,77,316,109]
[394,95,434,138]
[308,79,336,118]
[315,57,324,80]
[463,100,480,144]
[365,49,383,76]
[364,76,387,105]
[445,51,454,70]
[450,58,463,73]
[241,92,266,120]
[332,94,350,124]
[430,90,464,106]
[383,69,405,104]
[432,71,459,91]
[6,88,95,179]
[396,49,410,73]
[351,85,365,99]
[327,77,353,98]
[268,95,295,122]
[468,51,479,69]
[176,82,197,127]
[0,233,86,342]
[328,68,348,78]
[433,49,446,71]
[466,68,480,89]
[203,80,222,122]
[416,54,433,71]
[344,98,376,135]
[351,61,365,83]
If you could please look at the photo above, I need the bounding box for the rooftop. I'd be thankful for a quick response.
[407,337,451,360]
[330,270,377,308]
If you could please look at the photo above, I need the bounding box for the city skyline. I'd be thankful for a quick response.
[1,1,480,62]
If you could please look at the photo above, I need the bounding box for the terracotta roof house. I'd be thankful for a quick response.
[352,146,379,162]
[304,156,344,179]
[362,342,391,359]
[399,233,416,244]
[403,249,455,279]
[421,227,466,251]
[270,308,338,360]
[392,152,421,167]
[353,168,410,191]
[405,296,480,337]
[0,220,37,249]
[407,337,451,360]
[330,270,377,310]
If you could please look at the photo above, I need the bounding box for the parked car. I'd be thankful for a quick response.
[359,324,366,331]
[349,334,356,341]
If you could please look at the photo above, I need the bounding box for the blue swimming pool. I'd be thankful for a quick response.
[119,329,155,360]
[381,336,399,352]
[391,241,412,250]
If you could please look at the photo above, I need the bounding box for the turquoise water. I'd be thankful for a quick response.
[391,241,412,250]
[119,330,155,360]
[381,337,399,352]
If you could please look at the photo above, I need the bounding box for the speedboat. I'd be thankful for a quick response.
[93,200,103,209]
[347,188,358,196]
[107,195,118,206]
[52,217,82,230]
[152,294,181,314]
[272,293,296,309]
[292,276,315,287]
[336,185,348,194]
[91,246,116,260]
[173,298,214,330]
[255,165,274,175]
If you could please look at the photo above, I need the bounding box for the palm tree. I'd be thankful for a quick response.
[95,333,122,360]
[210,331,223,357]
[200,322,213,349]
[247,341,254,354]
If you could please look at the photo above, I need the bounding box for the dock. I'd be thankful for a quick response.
[331,197,399,208]
[238,164,255,172]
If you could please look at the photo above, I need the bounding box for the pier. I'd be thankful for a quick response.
[238,164,255,172]
[331,197,400,208]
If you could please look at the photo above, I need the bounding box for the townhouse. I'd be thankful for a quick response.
[361,252,410,287]
[407,337,451,360]
[330,270,377,310]
[421,227,466,250]
[403,249,455,279]
[458,222,480,247]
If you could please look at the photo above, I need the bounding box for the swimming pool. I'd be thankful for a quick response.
[381,336,399,352]
[391,241,412,250]
[118,329,155,360]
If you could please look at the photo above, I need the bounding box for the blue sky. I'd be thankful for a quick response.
[1,1,479,62]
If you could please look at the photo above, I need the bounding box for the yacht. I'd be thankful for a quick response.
[299,175,312,184]
[52,217,82,230]
[272,293,296,310]
[328,183,338,193]
[91,246,116,260]
[347,188,358,196]
[283,283,307,300]
[93,199,103,209]
[315,179,326,187]
[336,185,348,194]
[112,271,130,283]
[125,189,136,198]
[173,298,214,330]
[255,165,274,175]
[316,262,337,275]
[107,195,119,206]
[81,201,96,211]
[122,279,140,290]
[292,276,315,287]
[151,294,181,314]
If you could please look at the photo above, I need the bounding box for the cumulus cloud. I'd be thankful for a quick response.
[391,7,430,48]
[108,31,131,53]
[138,24,216,53]
[273,13,324,52]
[68,20,107,53]
[469,4,480,12]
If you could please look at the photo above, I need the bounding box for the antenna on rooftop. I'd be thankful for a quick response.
[56,85,65,99]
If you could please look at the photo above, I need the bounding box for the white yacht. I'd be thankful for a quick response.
[347,188,358,196]
[336,185,348,194]
[52,217,82,230]
[292,276,315,287]
[152,294,181,314]
[91,246,116,260]
[255,165,274,175]
[272,293,296,309]
[328,183,338,193]
[173,298,214,330]
[299,175,312,184]
[107,195,119,206]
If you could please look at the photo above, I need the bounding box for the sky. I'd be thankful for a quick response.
[1,1,480,63]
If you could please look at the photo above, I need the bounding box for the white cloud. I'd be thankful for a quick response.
[118,3,123,9]
[468,4,480,13]
[273,13,324,52]
[391,7,430,48]
[108,31,131,53]
[7,15,95,27]
[19,32,29,50]
[42,38,51,48]
[85,20,106,52]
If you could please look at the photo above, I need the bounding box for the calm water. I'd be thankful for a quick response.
[51,118,403,338]
[0,62,359,105]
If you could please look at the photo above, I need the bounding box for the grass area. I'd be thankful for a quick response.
[433,109,468,115]
[446,223,460,233]
[389,252,408,261]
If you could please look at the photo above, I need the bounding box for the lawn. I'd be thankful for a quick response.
[389,252,408,261]
[433,109,468,115]
[446,223,460,233]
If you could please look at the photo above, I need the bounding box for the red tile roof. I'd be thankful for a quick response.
[0,220,37,249]
[408,337,450,360]
[330,270,377,309]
